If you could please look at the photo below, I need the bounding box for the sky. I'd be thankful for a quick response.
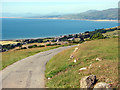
[1,0,119,17]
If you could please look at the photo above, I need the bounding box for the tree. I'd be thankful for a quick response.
[91,33,105,40]
[19,44,22,49]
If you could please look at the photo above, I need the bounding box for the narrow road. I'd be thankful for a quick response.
[1,46,75,88]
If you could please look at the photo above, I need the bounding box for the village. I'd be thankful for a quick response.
[0,26,119,52]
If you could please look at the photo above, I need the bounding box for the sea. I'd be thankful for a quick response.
[2,18,118,40]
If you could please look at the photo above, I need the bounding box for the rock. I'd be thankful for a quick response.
[93,82,111,89]
[80,75,96,88]
[89,64,92,67]
[79,67,87,71]
[70,55,74,59]
[75,47,78,50]
[48,78,51,80]
[88,64,92,69]
[96,58,102,61]
[74,59,77,63]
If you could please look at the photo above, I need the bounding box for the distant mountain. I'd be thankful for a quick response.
[59,8,118,20]
[5,8,117,20]
[81,10,99,14]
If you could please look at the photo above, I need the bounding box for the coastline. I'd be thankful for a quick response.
[1,36,55,41]
[1,17,118,22]
[1,17,118,41]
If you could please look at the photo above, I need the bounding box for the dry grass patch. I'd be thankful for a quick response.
[0,41,19,45]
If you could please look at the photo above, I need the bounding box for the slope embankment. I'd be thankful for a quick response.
[45,38,118,88]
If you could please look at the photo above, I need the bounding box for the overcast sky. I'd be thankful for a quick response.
[1,0,119,16]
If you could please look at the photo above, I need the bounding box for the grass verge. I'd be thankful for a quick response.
[1,44,74,70]
[45,38,118,88]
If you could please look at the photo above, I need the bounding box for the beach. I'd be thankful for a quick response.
[0,17,118,22]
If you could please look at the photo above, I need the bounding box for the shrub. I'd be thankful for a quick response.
[72,41,79,44]
[28,44,37,48]
[113,36,118,38]
[51,43,57,46]
[33,44,37,47]
[21,47,27,49]
[57,43,61,45]
[85,38,91,41]
[28,46,33,48]
[38,45,45,47]
[85,31,89,33]
[91,33,105,40]
[46,44,51,46]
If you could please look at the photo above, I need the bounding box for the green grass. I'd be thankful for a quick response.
[45,38,118,88]
[1,44,72,70]
[103,30,119,38]
[1,43,77,70]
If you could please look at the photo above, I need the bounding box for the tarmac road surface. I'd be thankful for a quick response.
[1,46,75,88]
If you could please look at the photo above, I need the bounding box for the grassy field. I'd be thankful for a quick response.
[103,30,119,38]
[1,45,70,70]
[45,38,118,88]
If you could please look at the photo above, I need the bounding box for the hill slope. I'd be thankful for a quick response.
[45,38,118,88]
[60,8,118,20]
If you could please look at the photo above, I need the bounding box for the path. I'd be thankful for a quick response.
[1,46,75,88]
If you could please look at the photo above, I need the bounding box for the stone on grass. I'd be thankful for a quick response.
[74,59,77,63]
[80,75,96,88]
[79,67,87,71]
[96,58,102,61]
[48,78,51,80]
[88,64,92,69]
[89,64,92,67]
[70,55,74,59]
[75,47,78,50]
[93,82,111,89]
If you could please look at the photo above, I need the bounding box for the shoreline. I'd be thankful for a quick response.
[1,17,118,41]
[1,17,118,22]
[1,36,55,41]
[1,32,80,41]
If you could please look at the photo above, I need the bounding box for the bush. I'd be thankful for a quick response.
[113,36,118,38]
[85,38,91,41]
[46,44,51,46]
[51,43,57,46]
[33,44,37,47]
[91,33,105,40]
[28,44,37,48]
[57,43,61,45]
[38,45,45,47]
[51,40,57,42]
[85,31,89,33]
[21,47,27,49]
[72,41,80,44]
[28,46,33,48]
